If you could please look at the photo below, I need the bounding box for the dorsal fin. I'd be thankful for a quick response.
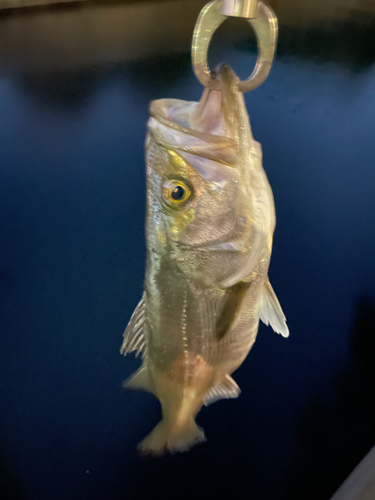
[203,375,240,406]
[259,280,289,338]
[120,293,147,358]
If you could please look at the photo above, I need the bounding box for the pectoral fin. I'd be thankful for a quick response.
[216,281,251,340]
[203,375,240,406]
[120,293,147,358]
[259,280,289,338]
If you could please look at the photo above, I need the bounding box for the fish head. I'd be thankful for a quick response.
[145,65,275,286]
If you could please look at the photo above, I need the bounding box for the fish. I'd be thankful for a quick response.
[120,64,288,455]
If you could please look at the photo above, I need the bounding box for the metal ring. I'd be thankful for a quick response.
[192,0,278,92]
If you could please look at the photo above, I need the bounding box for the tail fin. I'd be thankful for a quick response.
[138,419,206,456]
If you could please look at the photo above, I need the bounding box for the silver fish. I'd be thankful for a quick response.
[121,64,288,455]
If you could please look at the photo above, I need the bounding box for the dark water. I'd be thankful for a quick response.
[1,6,375,500]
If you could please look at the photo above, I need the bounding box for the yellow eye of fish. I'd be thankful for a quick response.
[163,180,192,206]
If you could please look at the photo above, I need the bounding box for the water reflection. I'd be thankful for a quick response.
[0,1,205,73]
[1,1,375,75]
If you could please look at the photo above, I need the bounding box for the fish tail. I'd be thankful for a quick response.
[138,418,206,455]
[167,420,206,453]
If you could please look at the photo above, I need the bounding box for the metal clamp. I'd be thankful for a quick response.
[192,0,278,92]
[222,0,259,18]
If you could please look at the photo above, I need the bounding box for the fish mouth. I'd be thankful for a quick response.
[192,64,240,139]
[147,64,243,169]
[150,64,239,136]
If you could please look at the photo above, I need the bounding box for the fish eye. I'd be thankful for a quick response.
[162,180,192,207]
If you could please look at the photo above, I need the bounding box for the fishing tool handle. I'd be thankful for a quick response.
[192,0,278,92]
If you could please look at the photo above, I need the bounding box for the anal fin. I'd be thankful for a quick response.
[203,374,240,406]
[123,365,153,394]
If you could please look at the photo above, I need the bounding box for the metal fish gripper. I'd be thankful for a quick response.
[192,0,278,93]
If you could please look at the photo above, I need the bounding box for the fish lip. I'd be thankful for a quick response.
[148,88,239,163]
[149,100,228,145]
[147,66,243,170]
[147,117,238,167]
[149,64,238,136]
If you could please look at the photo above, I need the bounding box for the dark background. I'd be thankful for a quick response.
[1,1,375,499]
